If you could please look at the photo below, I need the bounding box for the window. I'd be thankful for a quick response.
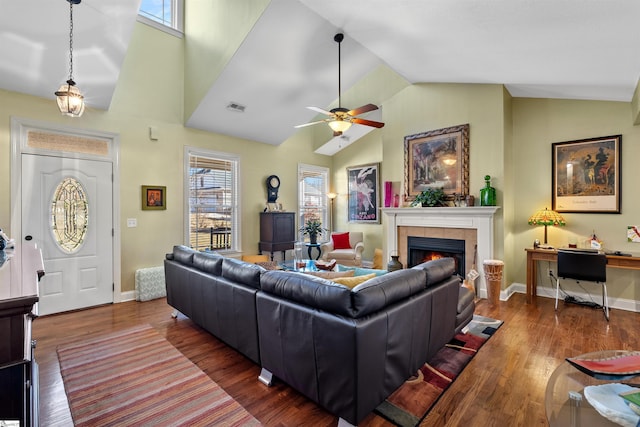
[298,164,330,241]
[51,177,88,254]
[138,0,184,36]
[185,147,239,253]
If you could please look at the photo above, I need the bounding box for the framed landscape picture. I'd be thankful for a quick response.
[404,124,469,202]
[347,163,380,223]
[141,185,166,210]
[552,135,621,213]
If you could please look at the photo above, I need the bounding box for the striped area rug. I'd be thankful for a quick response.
[57,324,261,426]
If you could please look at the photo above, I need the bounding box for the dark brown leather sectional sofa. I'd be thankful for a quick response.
[164,245,469,426]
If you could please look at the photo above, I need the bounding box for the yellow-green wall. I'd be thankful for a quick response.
[338,83,507,272]
[2,18,640,304]
[512,98,640,300]
[0,22,330,294]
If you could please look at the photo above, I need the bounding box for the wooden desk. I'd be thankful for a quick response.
[525,248,640,303]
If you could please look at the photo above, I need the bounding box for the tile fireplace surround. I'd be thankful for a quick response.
[382,207,500,299]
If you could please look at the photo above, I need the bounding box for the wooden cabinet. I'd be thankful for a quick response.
[258,212,295,260]
[0,244,43,427]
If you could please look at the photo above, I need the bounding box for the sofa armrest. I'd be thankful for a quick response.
[353,242,365,259]
[320,241,334,260]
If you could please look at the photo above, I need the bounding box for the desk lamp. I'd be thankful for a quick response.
[528,207,566,248]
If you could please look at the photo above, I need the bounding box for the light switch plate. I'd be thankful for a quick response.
[127,218,137,228]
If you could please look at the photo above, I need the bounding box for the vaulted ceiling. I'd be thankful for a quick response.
[2,0,640,151]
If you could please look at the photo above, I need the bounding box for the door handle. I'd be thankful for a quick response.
[25,235,33,241]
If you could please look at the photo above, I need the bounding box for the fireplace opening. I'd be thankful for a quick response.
[407,236,465,276]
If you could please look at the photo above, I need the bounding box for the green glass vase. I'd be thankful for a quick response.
[480,175,496,206]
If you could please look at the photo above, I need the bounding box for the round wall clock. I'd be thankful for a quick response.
[266,175,280,202]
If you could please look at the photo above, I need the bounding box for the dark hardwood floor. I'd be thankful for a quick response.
[33,293,640,426]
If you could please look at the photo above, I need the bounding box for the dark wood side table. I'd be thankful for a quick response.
[306,243,322,260]
[0,244,43,427]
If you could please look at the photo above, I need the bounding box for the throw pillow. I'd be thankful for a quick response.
[373,248,383,269]
[337,265,387,277]
[332,272,376,289]
[332,232,351,249]
[241,254,270,263]
[304,270,355,279]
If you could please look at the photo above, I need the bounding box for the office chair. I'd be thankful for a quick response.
[555,249,609,320]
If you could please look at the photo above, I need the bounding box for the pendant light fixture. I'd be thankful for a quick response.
[327,33,351,134]
[55,0,85,117]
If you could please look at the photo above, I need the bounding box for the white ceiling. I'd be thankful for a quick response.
[2,0,640,149]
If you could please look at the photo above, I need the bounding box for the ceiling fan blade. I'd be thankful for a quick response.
[294,120,326,129]
[352,118,385,128]
[348,103,378,117]
[307,106,334,116]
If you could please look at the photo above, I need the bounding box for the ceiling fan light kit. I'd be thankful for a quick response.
[55,0,85,117]
[295,32,384,136]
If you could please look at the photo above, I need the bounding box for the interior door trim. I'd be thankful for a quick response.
[10,117,122,303]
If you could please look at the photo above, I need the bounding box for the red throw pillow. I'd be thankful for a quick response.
[332,232,351,249]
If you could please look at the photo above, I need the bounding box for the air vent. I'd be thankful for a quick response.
[226,102,246,113]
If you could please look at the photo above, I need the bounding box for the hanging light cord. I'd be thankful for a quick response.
[67,1,75,84]
[337,35,341,108]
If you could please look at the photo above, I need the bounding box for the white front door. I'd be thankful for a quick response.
[22,154,113,315]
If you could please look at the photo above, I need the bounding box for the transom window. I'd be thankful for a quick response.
[186,147,239,253]
[298,164,330,241]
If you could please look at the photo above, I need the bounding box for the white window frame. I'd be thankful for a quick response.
[137,0,184,38]
[184,146,241,255]
[297,164,330,241]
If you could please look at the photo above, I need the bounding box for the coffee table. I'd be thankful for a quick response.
[546,350,640,426]
[280,259,318,272]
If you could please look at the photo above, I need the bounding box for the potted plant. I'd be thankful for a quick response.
[411,187,447,207]
[299,219,326,244]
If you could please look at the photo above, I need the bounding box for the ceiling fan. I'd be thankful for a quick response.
[295,33,385,137]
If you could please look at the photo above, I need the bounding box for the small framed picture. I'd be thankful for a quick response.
[141,185,166,210]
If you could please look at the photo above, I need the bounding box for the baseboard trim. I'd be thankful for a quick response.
[505,282,640,313]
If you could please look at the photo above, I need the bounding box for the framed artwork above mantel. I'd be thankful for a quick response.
[404,123,470,203]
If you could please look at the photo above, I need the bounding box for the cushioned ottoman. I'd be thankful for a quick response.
[135,266,166,301]
[456,286,475,334]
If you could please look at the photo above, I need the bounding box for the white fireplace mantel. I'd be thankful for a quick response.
[381,206,500,297]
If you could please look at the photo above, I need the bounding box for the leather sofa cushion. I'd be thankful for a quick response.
[351,269,426,317]
[412,257,456,287]
[221,258,264,289]
[193,251,224,276]
[457,286,475,313]
[262,269,428,318]
[172,245,195,265]
[261,271,353,316]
